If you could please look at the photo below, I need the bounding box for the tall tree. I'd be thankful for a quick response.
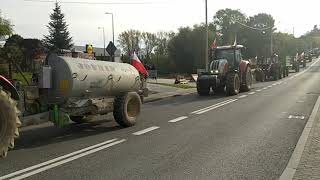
[142,32,157,61]
[118,30,142,56]
[168,24,216,73]
[155,31,174,56]
[245,13,275,58]
[213,9,247,45]
[44,3,73,51]
[0,11,13,37]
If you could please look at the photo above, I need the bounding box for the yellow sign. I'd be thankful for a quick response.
[86,44,93,54]
[60,80,69,96]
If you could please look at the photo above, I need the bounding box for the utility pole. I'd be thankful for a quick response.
[205,0,209,71]
[270,28,273,56]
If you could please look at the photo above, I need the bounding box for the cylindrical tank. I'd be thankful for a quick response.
[46,54,141,103]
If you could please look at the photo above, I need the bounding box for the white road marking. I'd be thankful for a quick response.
[256,89,263,92]
[0,138,119,180]
[268,85,272,88]
[248,92,256,95]
[6,139,126,180]
[280,96,320,180]
[262,87,268,90]
[288,115,305,120]
[132,126,160,135]
[195,99,238,114]
[168,116,188,123]
[238,95,248,99]
[272,83,277,86]
[191,99,236,114]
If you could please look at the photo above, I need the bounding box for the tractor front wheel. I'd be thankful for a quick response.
[226,73,240,96]
[241,67,252,92]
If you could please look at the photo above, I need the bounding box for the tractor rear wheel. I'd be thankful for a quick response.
[113,92,141,127]
[226,73,240,96]
[0,89,21,158]
[241,67,252,92]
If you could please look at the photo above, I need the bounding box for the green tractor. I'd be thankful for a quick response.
[197,45,252,96]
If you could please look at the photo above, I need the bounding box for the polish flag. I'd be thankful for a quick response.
[211,38,217,49]
[131,52,149,77]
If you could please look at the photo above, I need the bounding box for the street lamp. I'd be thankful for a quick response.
[105,12,114,45]
[98,27,106,60]
[204,0,209,71]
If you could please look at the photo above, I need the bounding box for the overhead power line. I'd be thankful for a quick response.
[24,0,168,5]
[234,20,272,31]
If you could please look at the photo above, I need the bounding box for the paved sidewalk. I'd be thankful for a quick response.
[293,109,320,179]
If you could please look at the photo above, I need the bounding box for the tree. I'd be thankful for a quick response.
[213,9,247,45]
[1,35,24,79]
[142,32,157,61]
[155,31,174,56]
[118,30,142,56]
[0,11,13,37]
[22,39,46,71]
[243,13,275,58]
[168,24,216,73]
[44,3,73,51]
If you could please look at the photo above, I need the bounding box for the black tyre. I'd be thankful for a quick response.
[273,71,279,81]
[113,92,141,127]
[279,69,283,79]
[70,116,86,124]
[286,68,289,77]
[0,89,21,158]
[240,66,252,92]
[303,60,306,68]
[197,83,210,96]
[260,71,265,82]
[226,73,240,96]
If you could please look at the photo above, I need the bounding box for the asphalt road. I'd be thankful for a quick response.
[1,59,320,180]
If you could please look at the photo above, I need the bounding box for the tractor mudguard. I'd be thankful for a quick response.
[239,60,250,73]
[0,75,19,100]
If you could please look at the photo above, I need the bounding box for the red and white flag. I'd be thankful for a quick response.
[131,52,149,77]
[210,38,217,49]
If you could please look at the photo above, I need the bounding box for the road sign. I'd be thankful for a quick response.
[106,41,117,56]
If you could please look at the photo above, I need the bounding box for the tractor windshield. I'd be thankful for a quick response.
[214,49,235,62]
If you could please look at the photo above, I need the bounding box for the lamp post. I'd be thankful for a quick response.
[98,27,106,60]
[105,12,114,44]
[204,0,209,71]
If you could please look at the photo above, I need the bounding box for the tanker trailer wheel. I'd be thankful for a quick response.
[113,92,141,127]
[70,116,86,124]
[0,89,21,158]
[240,67,252,92]
[226,73,240,96]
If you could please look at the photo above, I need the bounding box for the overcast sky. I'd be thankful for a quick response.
[1,0,319,48]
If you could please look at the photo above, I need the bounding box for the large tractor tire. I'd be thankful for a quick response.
[273,70,279,81]
[113,92,141,127]
[279,69,283,79]
[240,66,252,92]
[226,73,240,96]
[0,89,21,158]
[197,83,210,96]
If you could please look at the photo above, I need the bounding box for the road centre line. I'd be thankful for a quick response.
[168,116,188,123]
[272,83,278,85]
[132,126,160,135]
[4,139,126,180]
[262,87,268,90]
[191,99,236,114]
[238,95,248,99]
[195,99,238,115]
[0,138,119,180]
[256,89,262,92]
[268,85,272,88]
[248,92,256,95]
